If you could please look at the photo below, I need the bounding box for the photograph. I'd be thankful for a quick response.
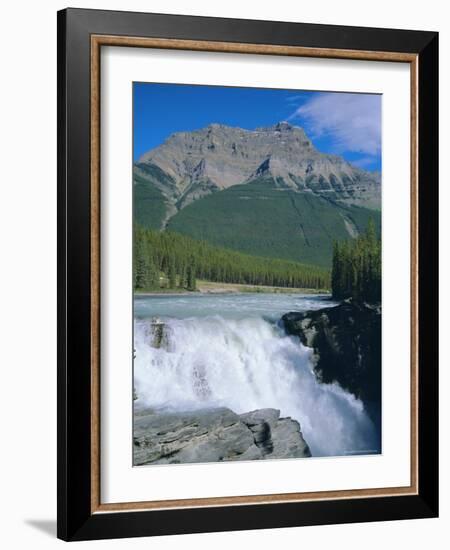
[132,83,382,466]
[0,0,443,545]
[50,4,438,543]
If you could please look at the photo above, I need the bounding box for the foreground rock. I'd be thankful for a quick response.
[282,300,381,405]
[133,407,311,465]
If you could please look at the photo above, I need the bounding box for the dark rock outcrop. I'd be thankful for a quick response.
[282,300,381,405]
[133,406,311,465]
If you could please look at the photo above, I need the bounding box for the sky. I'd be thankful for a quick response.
[133,82,381,172]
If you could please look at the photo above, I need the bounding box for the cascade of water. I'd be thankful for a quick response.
[134,315,377,457]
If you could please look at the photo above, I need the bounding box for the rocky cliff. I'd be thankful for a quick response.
[282,300,381,450]
[282,300,381,405]
[135,122,381,212]
[134,406,311,465]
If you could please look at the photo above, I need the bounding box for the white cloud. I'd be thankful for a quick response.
[349,156,378,170]
[285,94,309,103]
[289,93,381,156]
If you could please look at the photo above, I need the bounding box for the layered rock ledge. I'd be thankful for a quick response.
[133,407,311,465]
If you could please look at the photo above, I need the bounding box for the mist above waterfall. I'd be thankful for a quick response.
[134,303,378,458]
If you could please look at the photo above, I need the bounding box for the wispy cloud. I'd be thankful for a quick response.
[285,93,311,103]
[349,156,379,170]
[288,93,381,157]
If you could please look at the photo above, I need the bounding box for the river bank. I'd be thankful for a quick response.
[135,279,330,296]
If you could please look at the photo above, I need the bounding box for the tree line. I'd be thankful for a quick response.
[331,219,381,303]
[133,226,330,291]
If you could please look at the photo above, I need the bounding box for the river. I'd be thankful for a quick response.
[134,293,379,458]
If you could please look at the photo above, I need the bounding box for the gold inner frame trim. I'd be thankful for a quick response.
[90,34,419,514]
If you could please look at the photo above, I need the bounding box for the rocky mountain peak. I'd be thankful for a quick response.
[256,121,303,134]
[135,122,381,211]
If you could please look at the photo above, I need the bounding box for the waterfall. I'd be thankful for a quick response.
[134,315,377,457]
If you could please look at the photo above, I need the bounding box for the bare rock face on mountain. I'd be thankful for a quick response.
[133,406,311,465]
[135,122,381,212]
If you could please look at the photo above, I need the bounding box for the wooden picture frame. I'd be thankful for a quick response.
[57,8,438,541]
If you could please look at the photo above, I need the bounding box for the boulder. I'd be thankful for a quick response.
[240,409,311,459]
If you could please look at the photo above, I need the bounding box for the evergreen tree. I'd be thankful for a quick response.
[179,263,187,289]
[331,219,381,303]
[331,241,342,298]
[133,225,331,292]
[134,255,148,289]
[134,231,149,289]
[167,257,177,289]
[187,262,197,291]
[146,257,159,289]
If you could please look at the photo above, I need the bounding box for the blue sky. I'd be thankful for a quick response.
[133,82,381,172]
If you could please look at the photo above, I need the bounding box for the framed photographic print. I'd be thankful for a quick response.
[57,8,439,541]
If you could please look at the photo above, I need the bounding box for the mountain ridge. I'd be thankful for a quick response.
[133,122,381,268]
[135,121,381,217]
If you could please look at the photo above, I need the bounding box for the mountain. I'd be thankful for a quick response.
[134,122,381,267]
[135,121,381,210]
[168,178,380,267]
